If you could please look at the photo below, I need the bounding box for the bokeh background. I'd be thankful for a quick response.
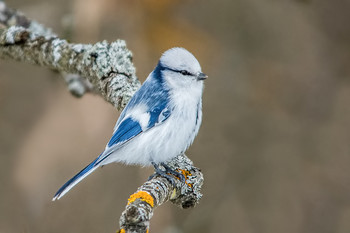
[1,0,350,232]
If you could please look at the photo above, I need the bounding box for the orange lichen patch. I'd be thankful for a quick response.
[175,169,193,188]
[179,169,192,177]
[128,191,154,207]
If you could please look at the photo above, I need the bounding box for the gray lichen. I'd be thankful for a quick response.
[64,73,94,97]
[0,1,140,105]
[0,25,27,44]
[28,21,55,39]
[0,25,140,108]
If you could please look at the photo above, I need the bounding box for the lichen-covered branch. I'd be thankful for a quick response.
[119,154,204,233]
[0,1,140,109]
[0,2,204,232]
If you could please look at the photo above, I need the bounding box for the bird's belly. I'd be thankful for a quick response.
[101,112,198,166]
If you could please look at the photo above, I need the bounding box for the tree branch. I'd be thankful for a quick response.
[119,154,203,233]
[0,1,140,109]
[0,2,204,232]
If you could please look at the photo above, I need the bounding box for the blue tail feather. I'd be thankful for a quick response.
[52,157,100,200]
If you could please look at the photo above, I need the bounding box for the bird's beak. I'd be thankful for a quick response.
[197,72,208,81]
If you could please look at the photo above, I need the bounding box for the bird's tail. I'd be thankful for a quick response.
[52,157,100,201]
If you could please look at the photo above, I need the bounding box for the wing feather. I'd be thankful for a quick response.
[107,118,142,147]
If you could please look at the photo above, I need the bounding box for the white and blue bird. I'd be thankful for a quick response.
[52,47,207,200]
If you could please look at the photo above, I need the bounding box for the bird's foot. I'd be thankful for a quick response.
[160,162,186,183]
[148,162,186,186]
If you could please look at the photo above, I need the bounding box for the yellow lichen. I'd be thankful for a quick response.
[128,191,154,207]
[170,189,177,199]
[174,169,193,188]
[119,228,148,233]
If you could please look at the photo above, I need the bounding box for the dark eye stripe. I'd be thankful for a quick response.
[161,66,194,76]
[180,70,192,76]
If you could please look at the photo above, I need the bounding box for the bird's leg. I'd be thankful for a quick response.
[148,162,185,186]
[148,162,161,180]
[148,162,176,185]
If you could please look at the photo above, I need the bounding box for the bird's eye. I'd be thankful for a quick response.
[180,70,192,76]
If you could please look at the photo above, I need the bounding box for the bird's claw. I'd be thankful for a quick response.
[149,162,186,185]
[161,162,186,183]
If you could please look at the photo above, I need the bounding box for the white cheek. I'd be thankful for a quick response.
[163,72,200,90]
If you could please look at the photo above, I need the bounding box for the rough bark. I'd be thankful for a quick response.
[119,154,203,233]
[0,2,204,232]
[0,0,140,109]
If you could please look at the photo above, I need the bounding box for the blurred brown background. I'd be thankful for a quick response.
[1,0,350,232]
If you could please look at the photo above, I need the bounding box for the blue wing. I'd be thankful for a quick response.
[116,66,170,125]
[107,118,143,147]
[108,107,171,148]
[97,106,171,164]
[97,70,172,163]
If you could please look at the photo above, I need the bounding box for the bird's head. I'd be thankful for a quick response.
[157,47,207,90]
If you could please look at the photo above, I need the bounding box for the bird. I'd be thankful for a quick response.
[52,47,207,201]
